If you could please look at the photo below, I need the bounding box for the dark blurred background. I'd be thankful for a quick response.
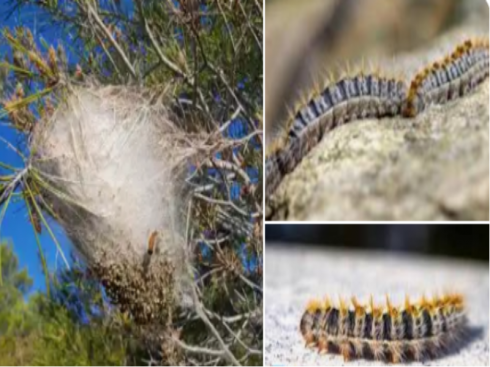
[266,224,489,262]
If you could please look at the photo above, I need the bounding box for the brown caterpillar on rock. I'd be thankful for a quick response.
[265,37,490,203]
[300,294,467,363]
[402,38,489,117]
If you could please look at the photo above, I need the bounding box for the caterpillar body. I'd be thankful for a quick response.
[266,76,407,198]
[403,38,489,117]
[147,230,158,255]
[266,38,489,201]
[300,294,467,363]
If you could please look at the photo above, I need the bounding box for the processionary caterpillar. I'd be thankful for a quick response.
[266,38,489,200]
[300,294,467,363]
[147,230,158,255]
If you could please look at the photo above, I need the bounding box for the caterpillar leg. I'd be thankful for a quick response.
[304,332,315,348]
[340,341,354,362]
[317,336,328,354]
[371,342,385,361]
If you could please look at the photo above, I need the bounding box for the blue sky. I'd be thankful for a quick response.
[0,0,139,293]
[0,2,75,293]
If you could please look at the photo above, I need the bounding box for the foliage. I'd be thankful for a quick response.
[0,241,34,365]
[0,240,32,313]
[27,299,129,366]
[0,0,263,365]
[0,246,148,365]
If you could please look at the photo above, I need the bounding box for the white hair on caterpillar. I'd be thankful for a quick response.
[30,84,194,304]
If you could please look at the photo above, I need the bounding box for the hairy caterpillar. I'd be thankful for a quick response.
[147,230,158,255]
[300,294,467,363]
[266,76,407,198]
[266,38,490,201]
[403,38,489,117]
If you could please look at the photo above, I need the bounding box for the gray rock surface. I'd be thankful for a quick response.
[264,245,489,366]
[270,83,489,221]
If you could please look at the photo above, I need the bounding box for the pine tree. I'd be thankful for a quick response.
[0,1,263,364]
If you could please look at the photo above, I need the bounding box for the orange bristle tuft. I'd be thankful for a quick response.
[306,299,322,313]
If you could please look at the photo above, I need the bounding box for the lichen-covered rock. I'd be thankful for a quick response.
[270,83,489,221]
